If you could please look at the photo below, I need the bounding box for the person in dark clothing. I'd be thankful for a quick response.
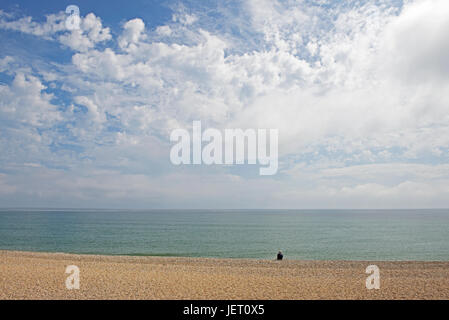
[277,250,283,260]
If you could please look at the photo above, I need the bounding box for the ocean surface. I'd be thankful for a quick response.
[0,209,448,261]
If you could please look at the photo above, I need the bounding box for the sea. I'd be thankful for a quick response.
[0,209,448,261]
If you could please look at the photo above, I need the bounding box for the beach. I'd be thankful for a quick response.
[0,250,448,299]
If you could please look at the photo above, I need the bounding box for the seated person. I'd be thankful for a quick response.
[277,250,283,260]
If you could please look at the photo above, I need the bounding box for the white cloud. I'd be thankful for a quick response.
[0,72,61,127]
[156,25,172,37]
[74,96,106,124]
[173,13,198,26]
[0,55,13,72]
[119,18,145,50]
[0,11,66,37]
[0,10,110,52]
[381,0,449,83]
[59,13,111,51]
[1,0,449,208]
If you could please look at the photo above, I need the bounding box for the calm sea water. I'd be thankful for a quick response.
[0,209,448,260]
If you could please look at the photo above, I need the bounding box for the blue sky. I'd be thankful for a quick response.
[1,0,449,208]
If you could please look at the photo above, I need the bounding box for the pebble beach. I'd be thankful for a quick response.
[0,250,448,299]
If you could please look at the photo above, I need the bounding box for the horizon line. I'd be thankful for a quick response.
[1,207,448,211]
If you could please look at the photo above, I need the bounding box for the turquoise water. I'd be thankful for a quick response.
[0,209,448,260]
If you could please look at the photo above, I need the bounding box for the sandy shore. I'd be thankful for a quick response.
[0,250,448,299]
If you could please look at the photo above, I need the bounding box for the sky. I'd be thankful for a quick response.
[0,0,449,209]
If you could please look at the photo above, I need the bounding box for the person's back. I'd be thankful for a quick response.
[277,251,283,260]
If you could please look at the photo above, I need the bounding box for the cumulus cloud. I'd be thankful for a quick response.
[0,0,449,208]
[58,13,111,51]
[119,18,145,50]
[0,72,61,127]
[0,10,110,51]
[156,25,172,37]
[74,96,106,124]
